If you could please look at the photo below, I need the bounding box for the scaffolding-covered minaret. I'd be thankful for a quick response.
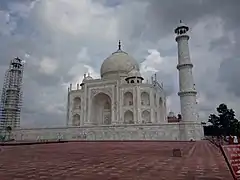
[0,57,24,130]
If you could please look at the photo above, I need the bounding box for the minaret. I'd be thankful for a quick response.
[0,57,24,129]
[174,21,197,124]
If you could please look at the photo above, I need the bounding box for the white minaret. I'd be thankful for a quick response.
[174,21,197,123]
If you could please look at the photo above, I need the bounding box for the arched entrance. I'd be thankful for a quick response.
[159,97,164,121]
[142,110,151,123]
[91,93,112,125]
[123,92,133,106]
[141,92,150,105]
[124,110,134,124]
[72,114,80,126]
[73,97,81,109]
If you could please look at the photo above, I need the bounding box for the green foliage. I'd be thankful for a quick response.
[5,126,12,141]
[0,135,6,141]
[0,126,12,142]
[6,126,12,132]
[208,103,239,136]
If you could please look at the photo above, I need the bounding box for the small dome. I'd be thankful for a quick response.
[174,20,189,33]
[85,74,93,81]
[128,68,141,78]
[168,111,175,117]
[81,73,93,85]
[100,41,139,79]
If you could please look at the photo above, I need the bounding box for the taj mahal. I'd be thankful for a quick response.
[11,21,204,141]
[67,40,167,127]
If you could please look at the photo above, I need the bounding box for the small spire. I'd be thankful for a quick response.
[118,40,121,50]
[180,20,182,23]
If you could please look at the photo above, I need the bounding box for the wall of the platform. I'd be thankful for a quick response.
[11,123,204,141]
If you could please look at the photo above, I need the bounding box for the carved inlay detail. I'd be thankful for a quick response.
[114,101,117,110]
[90,87,112,99]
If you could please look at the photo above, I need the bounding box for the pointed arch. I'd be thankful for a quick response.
[72,114,80,126]
[124,110,134,124]
[159,97,164,121]
[124,92,133,106]
[155,111,158,123]
[91,93,111,125]
[103,100,111,125]
[159,97,163,106]
[141,92,150,106]
[141,110,151,123]
[73,97,81,109]
[154,93,157,106]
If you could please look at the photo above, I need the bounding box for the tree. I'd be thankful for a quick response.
[5,126,12,141]
[177,114,182,121]
[0,134,5,142]
[204,125,221,136]
[208,103,239,137]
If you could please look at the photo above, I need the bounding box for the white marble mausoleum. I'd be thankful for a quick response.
[67,41,167,127]
[12,22,204,141]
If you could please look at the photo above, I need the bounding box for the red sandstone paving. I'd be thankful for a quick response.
[0,141,233,180]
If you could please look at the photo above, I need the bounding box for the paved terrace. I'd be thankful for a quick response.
[0,141,232,180]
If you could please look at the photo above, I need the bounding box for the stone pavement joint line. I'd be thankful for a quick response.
[0,141,233,180]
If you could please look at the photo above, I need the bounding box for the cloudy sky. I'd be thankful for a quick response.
[0,0,239,128]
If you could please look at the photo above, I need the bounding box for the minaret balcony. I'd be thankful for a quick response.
[6,87,19,91]
[72,108,81,113]
[178,91,197,97]
[3,105,18,110]
[177,63,193,70]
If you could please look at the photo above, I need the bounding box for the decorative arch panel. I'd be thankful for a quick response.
[91,92,112,125]
[72,114,80,126]
[141,92,150,106]
[141,110,151,123]
[123,92,133,106]
[124,110,134,124]
[73,97,81,109]
[90,88,112,100]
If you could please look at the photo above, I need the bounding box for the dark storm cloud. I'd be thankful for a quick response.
[146,0,240,102]
[21,109,65,128]
[104,0,122,7]
[215,11,240,98]
[209,36,231,52]
[219,58,240,97]
[198,104,213,113]
[0,0,110,128]
[156,71,176,97]
[0,0,34,11]
[0,0,71,127]
[142,0,240,38]
[20,74,67,127]
[28,72,61,87]
[0,0,240,127]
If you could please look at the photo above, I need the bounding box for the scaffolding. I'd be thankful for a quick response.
[0,57,24,130]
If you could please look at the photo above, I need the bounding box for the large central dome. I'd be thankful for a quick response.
[100,41,139,79]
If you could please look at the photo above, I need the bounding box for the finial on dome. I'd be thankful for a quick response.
[111,40,128,55]
[118,40,121,50]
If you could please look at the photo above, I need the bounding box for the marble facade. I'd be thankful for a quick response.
[11,22,205,141]
[67,79,167,127]
[12,123,204,141]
